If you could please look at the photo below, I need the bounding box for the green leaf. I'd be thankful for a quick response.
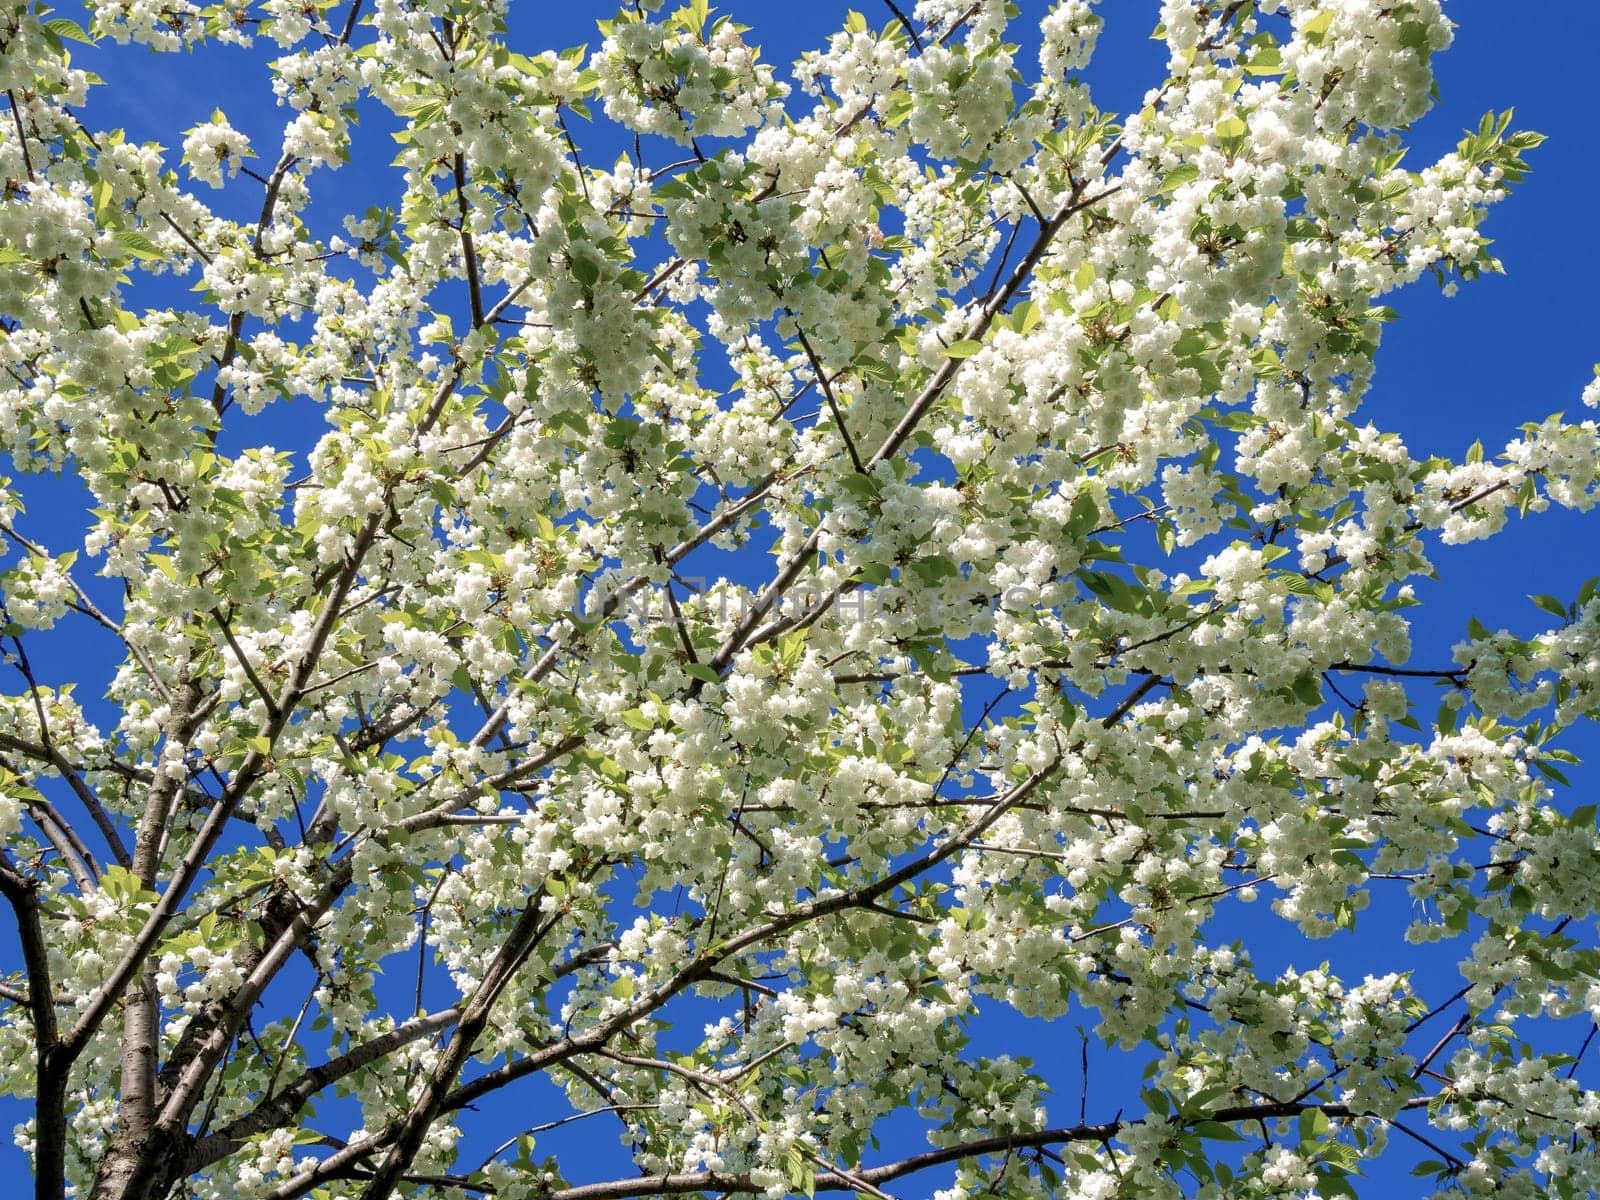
[45,16,96,44]
[1301,11,1334,44]
[1530,593,1568,619]
[1316,1166,1358,1199]
[1299,1108,1330,1142]
[941,339,984,359]
[1065,490,1100,535]
[835,473,881,503]
[909,555,958,586]
[1215,116,1248,142]
[1191,1120,1245,1142]
[1156,162,1201,195]
[114,230,163,262]
[853,356,898,385]
[1533,758,1570,786]
[854,562,892,586]
[782,1147,815,1198]
[570,255,600,288]
[1289,674,1323,707]
[1242,44,1283,75]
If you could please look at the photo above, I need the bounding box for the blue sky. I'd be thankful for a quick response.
[4,0,1600,1194]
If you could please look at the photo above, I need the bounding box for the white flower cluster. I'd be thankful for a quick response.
[181,112,253,188]
[595,9,787,145]
[89,0,205,50]
[0,550,76,629]
[1281,0,1452,131]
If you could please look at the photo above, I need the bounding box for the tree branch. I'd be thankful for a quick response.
[355,890,558,1200]
[453,153,485,328]
[790,317,865,474]
[189,1007,461,1169]
[0,859,65,1200]
[527,1095,1436,1199]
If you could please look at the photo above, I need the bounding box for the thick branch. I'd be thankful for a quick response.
[189,1007,461,1169]
[453,153,485,328]
[0,861,65,1200]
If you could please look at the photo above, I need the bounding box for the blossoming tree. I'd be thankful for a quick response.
[0,0,1598,1196]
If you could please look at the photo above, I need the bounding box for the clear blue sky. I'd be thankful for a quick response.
[4,1,1599,1194]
